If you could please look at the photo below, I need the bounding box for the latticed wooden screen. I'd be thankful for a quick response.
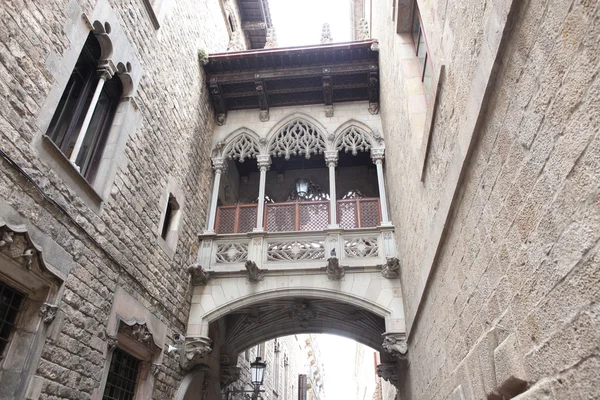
[299,202,329,231]
[266,204,296,232]
[337,198,381,229]
[215,205,257,233]
[216,207,236,234]
[338,201,358,229]
[238,207,257,233]
[359,199,380,227]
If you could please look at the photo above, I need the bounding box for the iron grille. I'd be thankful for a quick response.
[216,207,236,234]
[238,207,257,233]
[0,282,24,357]
[360,199,380,227]
[299,203,329,231]
[102,348,141,400]
[338,201,358,229]
[266,204,296,232]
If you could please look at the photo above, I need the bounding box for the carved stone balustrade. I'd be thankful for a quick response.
[196,225,396,274]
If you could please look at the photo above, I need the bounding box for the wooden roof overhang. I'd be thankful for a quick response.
[239,0,272,49]
[204,40,380,125]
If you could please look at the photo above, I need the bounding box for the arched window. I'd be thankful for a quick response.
[46,31,122,182]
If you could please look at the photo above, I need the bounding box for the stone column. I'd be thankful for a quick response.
[69,62,116,169]
[255,155,271,231]
[371,148,390,225]
[206,157,226,233]
[325,151,339,228]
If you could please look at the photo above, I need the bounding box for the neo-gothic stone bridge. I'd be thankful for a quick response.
[175,111,407,399]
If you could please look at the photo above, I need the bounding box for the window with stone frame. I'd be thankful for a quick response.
[142,0,172,29]
[102,347,142,400]
[411,1,434,102]
[46,31,123,184]
[0,282,24,359]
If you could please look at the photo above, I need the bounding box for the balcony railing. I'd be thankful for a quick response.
[214,198,382,234]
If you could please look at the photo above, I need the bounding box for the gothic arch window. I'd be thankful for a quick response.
[335,125,373,155]
[223,132,261,162]
[269,119,326,160]
[45,31,123,183]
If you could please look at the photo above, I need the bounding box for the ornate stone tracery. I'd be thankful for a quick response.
[215,243,249,263]
[335,126,373,155]
[223,132,261,162]
[269,119,326,160]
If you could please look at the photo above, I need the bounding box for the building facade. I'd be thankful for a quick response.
[0,0,598,399]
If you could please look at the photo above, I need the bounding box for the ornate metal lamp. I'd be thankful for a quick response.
[226,356,267,400]
[295,178,310,199]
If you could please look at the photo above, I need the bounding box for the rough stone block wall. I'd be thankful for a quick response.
[373,0,600,398]
[0,0,229,398]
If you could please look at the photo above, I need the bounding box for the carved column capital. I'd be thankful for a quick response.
[187,263,212,285]
[324,151,338,167]
[39,302,58,324]
[370,148,385,164]
[181,336,213,370]
[212,157,227,173]
[257,155,272,171]
[382,332,408,359]
[97,59,117,80]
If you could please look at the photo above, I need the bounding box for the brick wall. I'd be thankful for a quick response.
[0,0,228,398]
[373,0,600,398]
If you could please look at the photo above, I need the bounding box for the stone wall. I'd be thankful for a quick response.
[373,0,600,398]
[0,0,229,398]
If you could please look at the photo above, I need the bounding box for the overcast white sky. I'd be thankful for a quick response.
[268,0,352,46]
[318,334,358,399]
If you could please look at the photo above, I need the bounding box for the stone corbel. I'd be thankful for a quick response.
[376,363,400,388]
[151,363,163,376]
[368,67,380,115]
[381,257,400,279]
[220,364,241,388]
[325,256,345,280]
[244,260,263,282]
[181,336,213,370]
[382,332,408,359]
[187,263,212,285]
[39,302,58,324]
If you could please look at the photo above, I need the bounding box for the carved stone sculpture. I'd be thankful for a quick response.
[244,260,263,282]
[120,322,154,347]
[381,257,400,279]
[325,256,345,280]
[220,364,241,387]
[187,263,212,285]
[357,18,370,40]
[320,23,333,44]
[107,336,119,351]
[182,336,213,370]
[377,363,400,388]
[382,333,408,359]
[151,363,163,376]
[39,302,58,324]
[227,30,245,52]
[264,28,278,49]
[289,302,316,328]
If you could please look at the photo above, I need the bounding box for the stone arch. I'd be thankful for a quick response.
[333,119,384,156]
[217,127,263,162]
[266,112,330,159]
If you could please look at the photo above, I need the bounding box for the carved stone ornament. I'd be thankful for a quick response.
[320,23,333,44]
[0,228,37,270]
[39,302,58,324]
[223,133,260,162]
[370,41,380,52]
[369,102,380,115]
[325,257,345,280]
[381,257,400,279]
[324,105,334,118]
[182,336,213,370]
[220,364,241,387]
[269,118,326,160]
[216,113,227,126]
[289,301,316,328]
[259,110,270,122]
[382,332,408,359]
[244,260,264,282]
[187,263,212,285]
[357,18,370,40]
[119,321,158,350]
[264,28,278,49]
[151,363,163,376]
[227,30,245,52]
[107,336,119,351]
[377,363,399,388]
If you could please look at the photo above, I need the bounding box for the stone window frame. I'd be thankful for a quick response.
[0,205,74,400]
[94,287,167,400]
[142,0,173,29]
[157,178,185,258]
[34,0,142,214]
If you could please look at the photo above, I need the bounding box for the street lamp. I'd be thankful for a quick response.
[295,178,310,199]
[226,356,267,400]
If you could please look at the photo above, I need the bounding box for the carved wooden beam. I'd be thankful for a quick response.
[242,21,267,31]
[322,68,333,117]
[209,78,227,125]
[255,75,269,121]
[368,67,379,115]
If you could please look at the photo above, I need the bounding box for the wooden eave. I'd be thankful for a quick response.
[204,40,380,123]
[239,0,272,49]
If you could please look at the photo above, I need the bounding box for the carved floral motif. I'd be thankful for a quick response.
[215,243,248,263]
[344,237,379,258]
